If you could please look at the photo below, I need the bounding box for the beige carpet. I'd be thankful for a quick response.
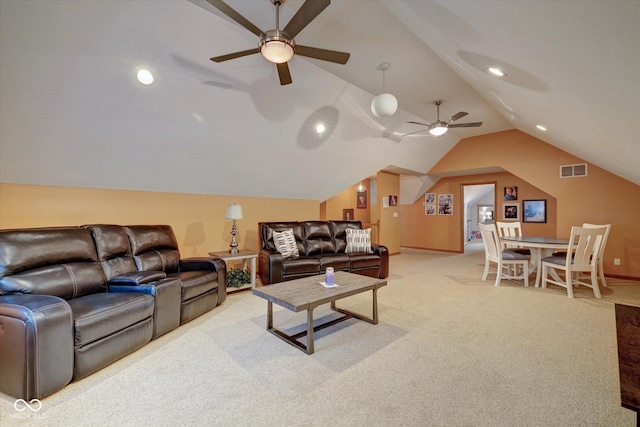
[2,243,639,427]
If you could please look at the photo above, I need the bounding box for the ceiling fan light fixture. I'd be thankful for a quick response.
[429,122,448,136]
[260,31,295,64]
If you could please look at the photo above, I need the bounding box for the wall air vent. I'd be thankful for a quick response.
[560,163,588,178]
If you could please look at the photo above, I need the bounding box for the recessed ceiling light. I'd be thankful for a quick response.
[536,124,547,131]
[487,66,506,77]
[136,68,154,85]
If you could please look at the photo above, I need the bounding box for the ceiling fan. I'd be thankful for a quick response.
[206,0,350,85]
[403,100,483,137]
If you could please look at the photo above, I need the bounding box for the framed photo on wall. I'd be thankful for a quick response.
[425,193,436,204]
[504,186,518,201]
[425,204,436,215]
[503,203,519,220]
[389,195,397,206]
[343,209,354,221]
[357,191,367,209]
[438,194,453,215]
[522,199,546,223]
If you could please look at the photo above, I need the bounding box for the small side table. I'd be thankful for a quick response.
[208,249,258,293]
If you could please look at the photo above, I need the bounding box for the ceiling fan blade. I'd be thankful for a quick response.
[447,111,468,122]
[210,48,260,63]
[448,122,483,128]
[206,0,264,37]
[276,62,292,85]
[401,129,430,137]
[295,45,350,64]
[283,0,331,38]
[407,121,431,127]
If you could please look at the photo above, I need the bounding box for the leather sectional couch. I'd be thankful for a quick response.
[0,224,226,400]
[258,220,389,285]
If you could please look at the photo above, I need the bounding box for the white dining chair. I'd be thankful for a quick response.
[479,223,530,287]
[582,223,611,287]
[495,221,531,255]
[553,223,611,287]
[541,226,606,298]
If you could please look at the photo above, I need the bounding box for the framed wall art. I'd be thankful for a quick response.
[357,191,367,209]
[343,209,354,221]
[503,203,519,220]
[522,199,546,223]
[504,186,518,201]
[438,194,453,215]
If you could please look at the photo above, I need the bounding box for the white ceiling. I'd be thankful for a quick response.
[1,0,638,203]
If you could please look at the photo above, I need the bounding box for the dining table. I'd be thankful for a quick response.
[500,235,573,288]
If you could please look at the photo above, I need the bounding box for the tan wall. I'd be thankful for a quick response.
[0,183,319,258]
[401,172,556,251]
[321,179,371,224]
[403,129,640,278]
[377,171,401,254]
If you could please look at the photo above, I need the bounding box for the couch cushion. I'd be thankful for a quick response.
[169,270,218,301]
[68,292,154,347]
[345,228,373,254]
[85,225,137,280]
[0,263,106,299]
[273,228,300,259]
[125,225,180,273]
[316,255,350,271]
[330,221,363,253]
[349,253,381,269]
[282,258,321,276]
[260,222,305,253]
[304,222,336,256]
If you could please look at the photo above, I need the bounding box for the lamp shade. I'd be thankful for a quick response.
[371,93,398,117]
[225,204,243,220]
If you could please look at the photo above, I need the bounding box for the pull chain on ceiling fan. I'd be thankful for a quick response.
[403,100,483,137]
[206,0,350,85]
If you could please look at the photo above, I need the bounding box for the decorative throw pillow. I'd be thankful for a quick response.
[273,228,300,259]
[345,228,373,254]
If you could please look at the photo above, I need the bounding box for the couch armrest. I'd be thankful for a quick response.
[109,278,181,338]
[371,244,390,279]
[179,257,227,305]
[258,249,284,285]
[0,294,74,400]
[108,271,167,285]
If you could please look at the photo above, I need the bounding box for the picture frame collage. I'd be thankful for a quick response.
[501,186,546,223]
[424,193,453,216]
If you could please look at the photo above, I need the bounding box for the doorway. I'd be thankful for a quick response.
[462,183,495,253]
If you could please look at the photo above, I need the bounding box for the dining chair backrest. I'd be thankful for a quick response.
[496,221,523,238]
[479,223,500,260]
[567,226,606,270]
[582,223,611,261]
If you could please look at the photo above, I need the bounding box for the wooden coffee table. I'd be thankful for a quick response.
[252,271,387,354]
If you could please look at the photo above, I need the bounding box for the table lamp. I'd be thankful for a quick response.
[225,204,243,254]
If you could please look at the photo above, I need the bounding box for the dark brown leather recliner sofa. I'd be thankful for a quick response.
[0,224,226,400]
[258,220,389,285]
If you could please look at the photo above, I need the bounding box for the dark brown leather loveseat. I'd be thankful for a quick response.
[258,220,389,285]
[0,224,225,400]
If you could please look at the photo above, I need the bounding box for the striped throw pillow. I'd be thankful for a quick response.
[273,228,299,259]
[345,228,373,254]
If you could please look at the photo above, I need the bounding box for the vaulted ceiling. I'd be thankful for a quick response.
[1,0,638,202]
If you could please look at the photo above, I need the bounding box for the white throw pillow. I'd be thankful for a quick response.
[273,228,300,259]
[345,228,373,254]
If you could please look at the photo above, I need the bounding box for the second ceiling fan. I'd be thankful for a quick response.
[404,100,483,137]
[206,0,350,85]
